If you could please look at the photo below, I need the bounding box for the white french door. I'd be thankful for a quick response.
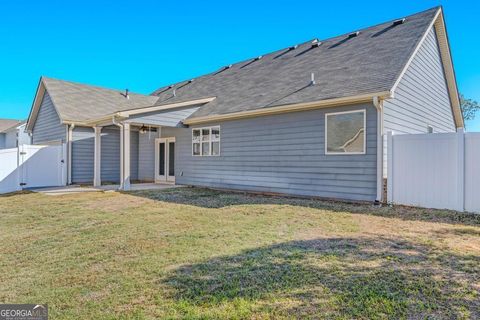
[155,137,175,183]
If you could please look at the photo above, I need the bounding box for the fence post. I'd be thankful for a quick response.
[457,129,465,212]
[387,131,394,203]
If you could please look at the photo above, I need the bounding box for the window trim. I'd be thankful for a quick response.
[192,126,221,156]
[325,109,366,155]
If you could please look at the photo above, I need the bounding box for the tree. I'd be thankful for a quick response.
[460,94,480,121]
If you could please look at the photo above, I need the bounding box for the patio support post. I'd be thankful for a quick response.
[122,123,131,190]
[93,126,102,187]
[67,124,75,185]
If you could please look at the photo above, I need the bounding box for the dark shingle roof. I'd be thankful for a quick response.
[42,77,158,121]
[36,7,440,123]
[151,7,439,119]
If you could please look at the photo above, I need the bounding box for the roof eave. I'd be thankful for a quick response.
[82,97,217,127]
[183,91,391,125]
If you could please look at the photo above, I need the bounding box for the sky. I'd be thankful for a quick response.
[0,0,479,130]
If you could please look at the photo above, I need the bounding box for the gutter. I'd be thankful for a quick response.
[184,91,391,125]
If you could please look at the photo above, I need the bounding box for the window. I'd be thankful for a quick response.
[427,125,434,133]
[325,110,366,155]
[192,126,220,156]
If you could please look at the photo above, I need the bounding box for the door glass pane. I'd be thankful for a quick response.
[159,142,165,176]
[168,142,175,176]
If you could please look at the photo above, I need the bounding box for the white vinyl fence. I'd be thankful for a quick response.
[387,131,480,213]
[0,144,67,194]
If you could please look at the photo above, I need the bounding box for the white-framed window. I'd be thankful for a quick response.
[192,126,220,156]
[325,109,366,155]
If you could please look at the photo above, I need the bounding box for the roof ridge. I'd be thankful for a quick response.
[41,76,153,97]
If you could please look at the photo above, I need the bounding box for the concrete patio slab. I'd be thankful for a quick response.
[98,183,183,191]
[30,183,183,195]
[29,185,103,196]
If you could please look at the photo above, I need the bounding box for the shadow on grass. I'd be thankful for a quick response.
[161,236,480,318]
[0,190,34,198]
[128,187,480,227]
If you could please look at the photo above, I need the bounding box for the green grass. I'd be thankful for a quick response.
[0,187,479,319]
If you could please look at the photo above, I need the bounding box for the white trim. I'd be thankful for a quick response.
[325,109,366,155]
[123,123,131,190]
[192,126,221,157]
[67,124,74,184]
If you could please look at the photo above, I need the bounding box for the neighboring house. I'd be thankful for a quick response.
[0,119,30,149]
[25,7,463,202]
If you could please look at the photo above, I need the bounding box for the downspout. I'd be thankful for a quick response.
[112,116,124,190]
[373,96,384,204]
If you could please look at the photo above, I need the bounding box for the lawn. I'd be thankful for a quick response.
[0,187,479,319]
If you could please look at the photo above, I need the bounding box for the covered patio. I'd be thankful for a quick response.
[74,100,206,190]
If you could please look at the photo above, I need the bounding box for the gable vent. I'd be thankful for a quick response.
[393,18,406,26]
[348,31,360,38]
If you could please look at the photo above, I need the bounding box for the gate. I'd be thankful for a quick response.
[0,144,67,193]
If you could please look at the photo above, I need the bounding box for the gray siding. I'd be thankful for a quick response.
[130,131,139,181]
[162,104,377,201]
[71,126,138,184]
[32,92,66,144]
[138,130,159,181]
[383,26,456,175]
[101,127,120,182]
[0,134,5,149]
[5,130,18,148]
[71,126,94,183]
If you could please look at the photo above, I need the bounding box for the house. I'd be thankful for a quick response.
[0,119,30,149]
[25,7,463,202]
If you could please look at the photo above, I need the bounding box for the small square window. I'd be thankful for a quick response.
[325,110,366,155]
